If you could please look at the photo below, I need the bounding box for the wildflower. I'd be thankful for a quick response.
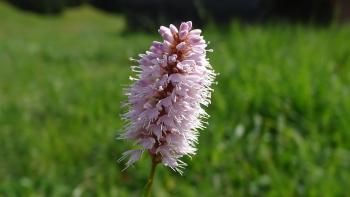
[120,21,215,174]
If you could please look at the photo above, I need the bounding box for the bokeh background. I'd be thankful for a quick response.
[1,0,350,196]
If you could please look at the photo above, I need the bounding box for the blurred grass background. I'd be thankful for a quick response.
[1,2,350,196]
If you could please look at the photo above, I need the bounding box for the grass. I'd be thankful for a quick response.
[1,2,350,196]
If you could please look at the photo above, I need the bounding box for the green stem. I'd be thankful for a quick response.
[144,156,158,197]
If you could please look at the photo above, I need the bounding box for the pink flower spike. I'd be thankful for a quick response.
[120,21,216,174]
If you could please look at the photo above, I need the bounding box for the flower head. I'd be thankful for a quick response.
[120,21,215,174]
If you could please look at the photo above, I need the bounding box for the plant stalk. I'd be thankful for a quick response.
[144,156,159,197]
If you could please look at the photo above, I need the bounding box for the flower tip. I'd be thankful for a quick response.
[158,26,169,35]
[169,24,178,34]
[179,22,189,32]
[186,21,192,29]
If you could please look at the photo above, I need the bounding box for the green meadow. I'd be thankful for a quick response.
[1,2,350,196]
